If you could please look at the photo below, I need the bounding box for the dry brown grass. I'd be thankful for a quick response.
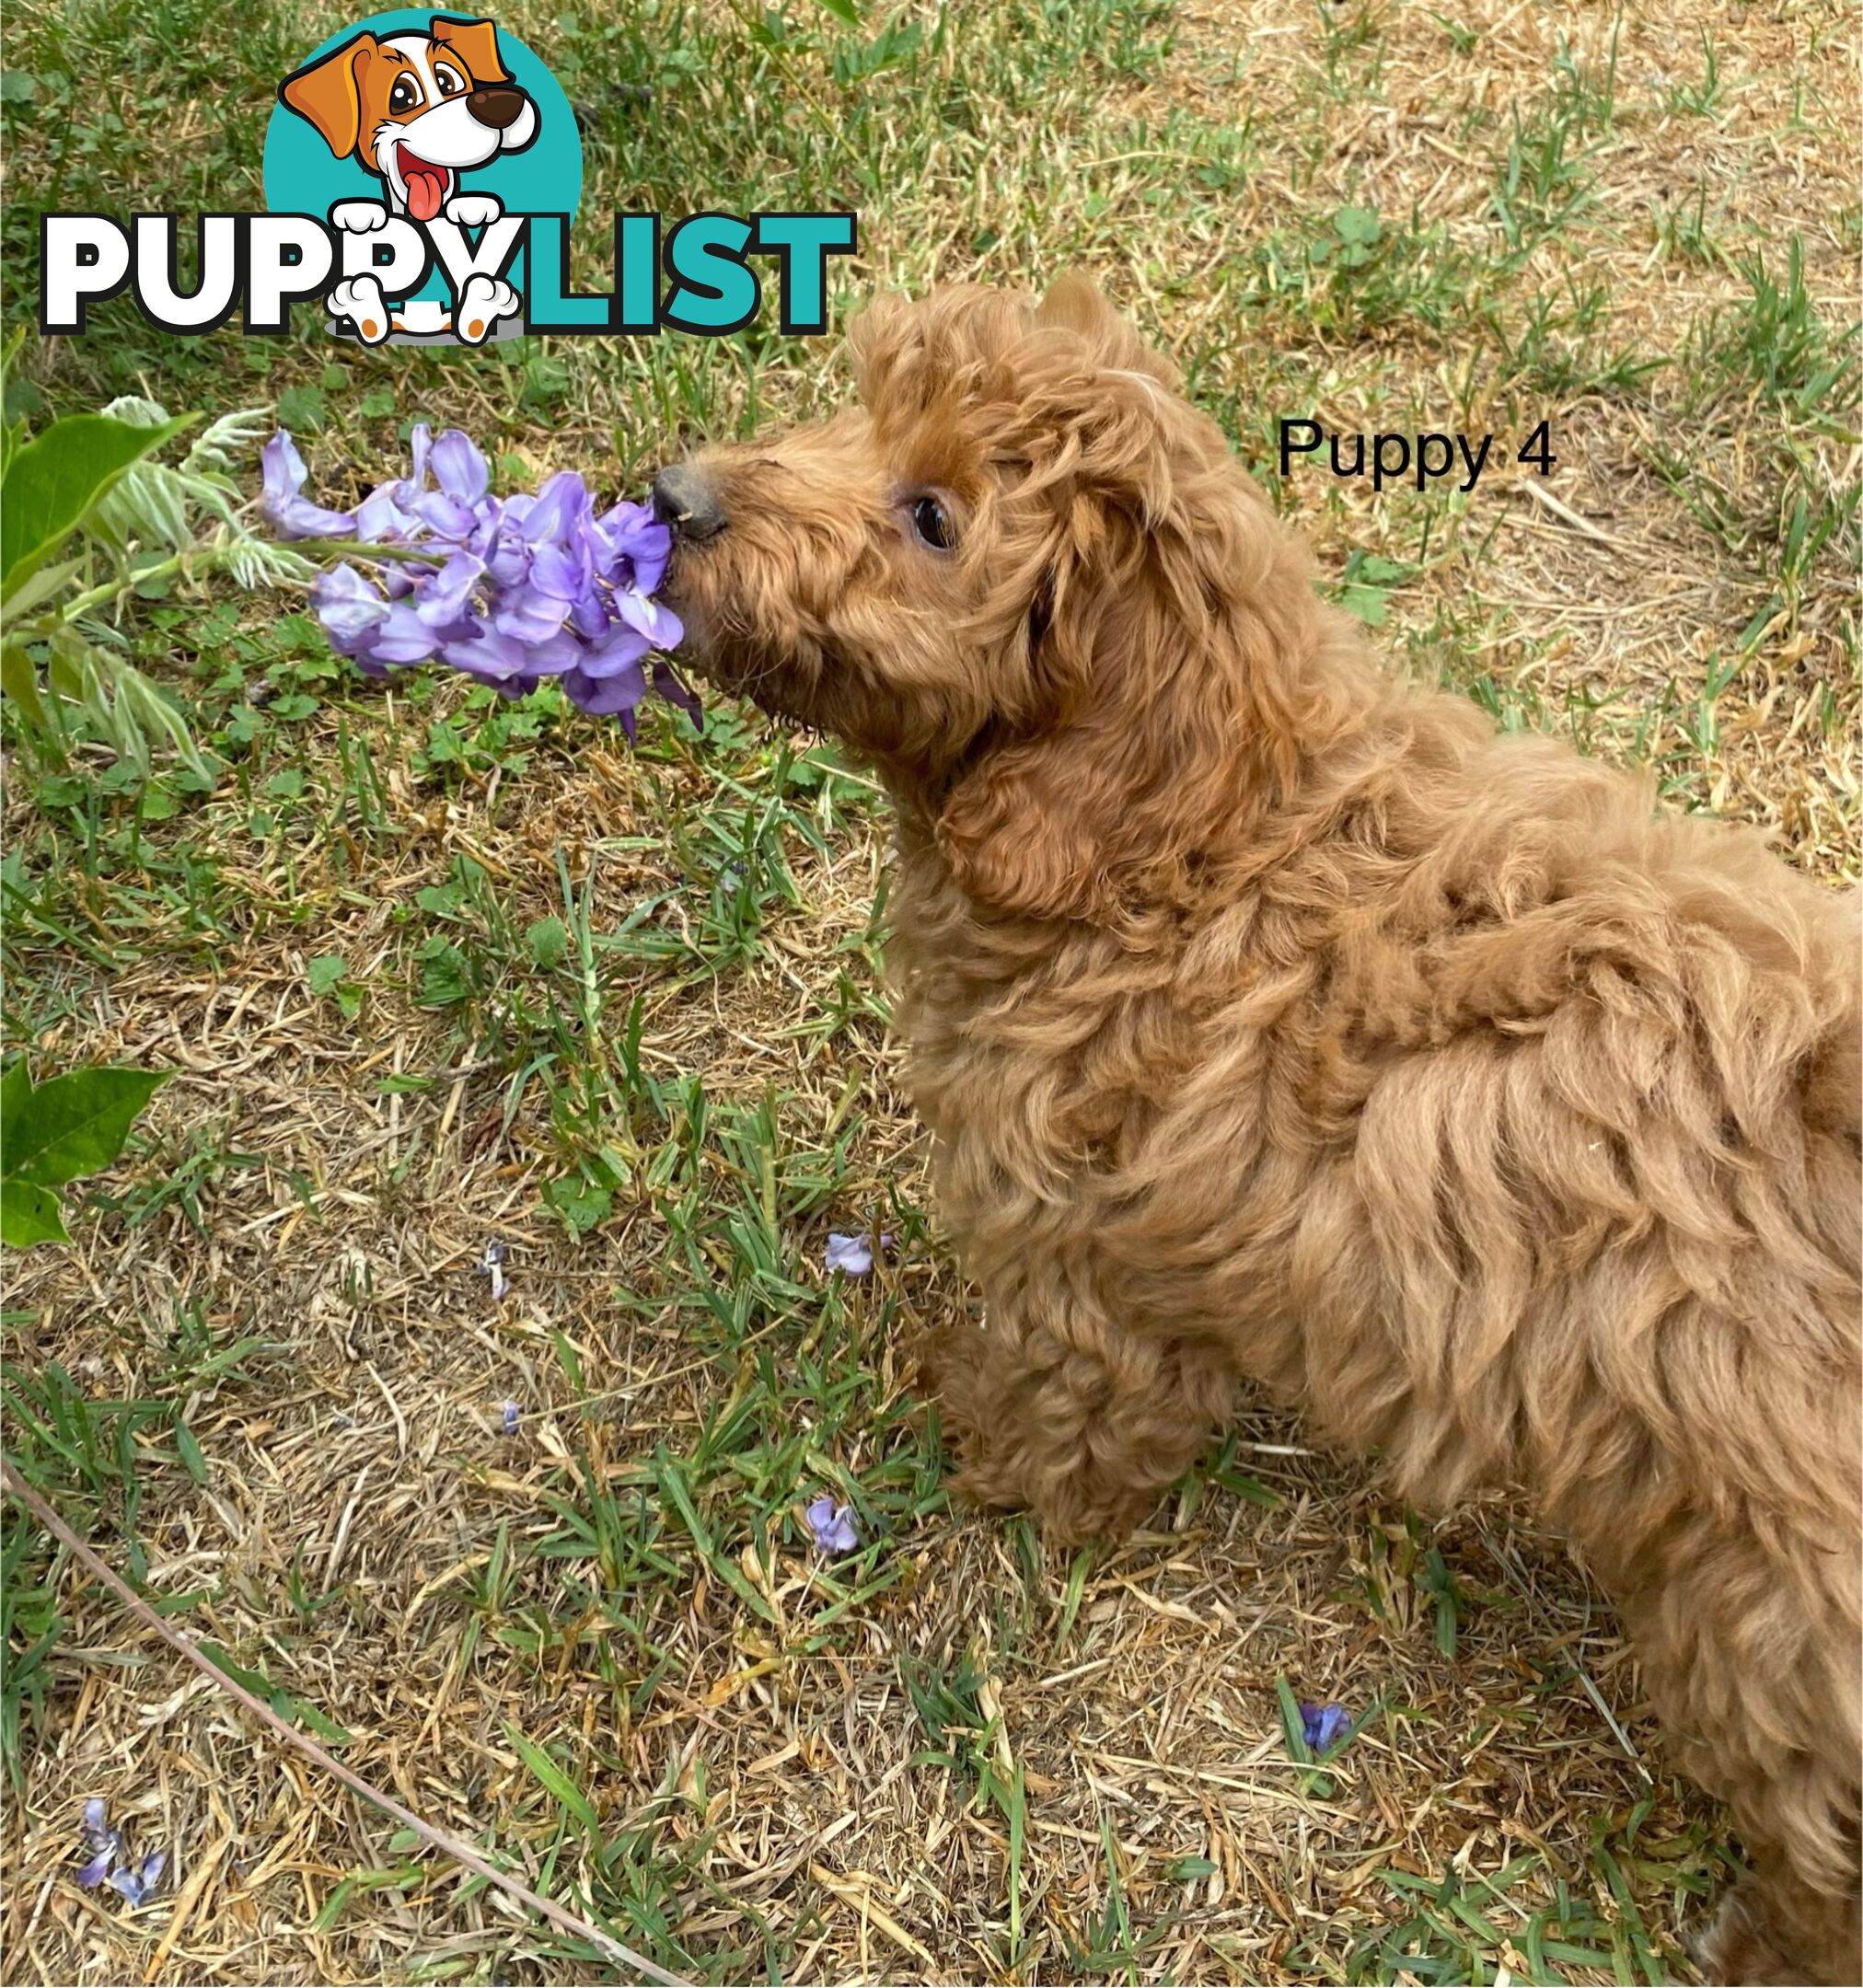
[2,0,1857,1982]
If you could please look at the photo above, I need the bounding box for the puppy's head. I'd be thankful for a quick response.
[658,275,1325,923]
[280,16,538,221]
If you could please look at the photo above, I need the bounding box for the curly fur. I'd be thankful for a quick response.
[660,274,1863,1982]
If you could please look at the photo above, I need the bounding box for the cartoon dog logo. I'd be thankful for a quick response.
[278,15,535,343]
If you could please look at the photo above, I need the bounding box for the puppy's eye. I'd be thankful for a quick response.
[388,75,422,114]
[910,495,955,551]
[434,65,466,97]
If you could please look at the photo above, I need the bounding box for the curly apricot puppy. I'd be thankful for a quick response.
[654,275,1861,1982]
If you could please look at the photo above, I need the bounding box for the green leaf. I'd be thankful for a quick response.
[0,553,84,630]
[1275,1673,1313,1763]
[307,954,348,997]
[526,915,567,969]
[1166,1856,1220,1881]
[173,1419,208,1482]
[1339,584,1390,625]
[811,0,862,20]
[503,1719,603,1841]
[0,1057,29,1128]
[2,1065,166,1187]
[0,1176,68,1247]
[0,641,52,740]
[312,1877,357,1934]
[276,385,326,433]
[542,1173,610,1237]
[1333,203,1382,246]
[415,937,470,1007]
[198,1641,352,1745]
[0,411,193,607]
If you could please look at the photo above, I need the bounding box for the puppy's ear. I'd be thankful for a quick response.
[432,16,512,85]
[279,33,376,159]
[935,572,1147,923]
[1035,269,1111,337]
[938,488,1314,925]
[1036,270,1182,388]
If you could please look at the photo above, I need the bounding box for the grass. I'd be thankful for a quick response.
[2,0,1857,1981]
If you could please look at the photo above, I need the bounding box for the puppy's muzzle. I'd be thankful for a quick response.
[652,462,726,544]
[467,85,529,129]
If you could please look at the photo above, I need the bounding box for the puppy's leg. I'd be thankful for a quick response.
[1619,1512,1860,1987]
[923,1292,1232,1545]
[1693,1853,1860,1987]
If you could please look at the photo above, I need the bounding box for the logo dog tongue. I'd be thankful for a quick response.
[398,144,448,222]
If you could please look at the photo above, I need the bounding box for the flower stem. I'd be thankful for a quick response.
[51,537,434,628]
[57,548,203,623]
[283,539,438,566]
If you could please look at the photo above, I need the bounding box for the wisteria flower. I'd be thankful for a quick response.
[110,1850,168,1906]
[825,1231,894,1277]
[76,1798,123,1888]
[500,1399,521,1436]
[804,1494,860,1555]
[75,1798,163,1901]
[479,1238,509,1301]
[1299,1701,1351,1752]
[260,432,357,540]
[264,425,697,732]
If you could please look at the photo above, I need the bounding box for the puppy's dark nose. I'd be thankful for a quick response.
[467,85,528,129]
[652,463,726,543]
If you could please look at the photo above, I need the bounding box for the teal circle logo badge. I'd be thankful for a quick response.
[264,11,581,345]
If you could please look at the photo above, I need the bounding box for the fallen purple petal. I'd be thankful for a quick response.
[479,1239,509,1301]
[501,1399,521,1436]
[107,1848,166,1907]
[263,429,693,728]
[77,1797,126,1886]
[825,1231,894,1277]
[1299,1700,1352,1752]
[804,1493,861,1555]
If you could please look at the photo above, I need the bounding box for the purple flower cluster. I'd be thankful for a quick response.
[261,428,697,735]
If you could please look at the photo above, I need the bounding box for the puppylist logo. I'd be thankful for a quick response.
[38,11,856,347]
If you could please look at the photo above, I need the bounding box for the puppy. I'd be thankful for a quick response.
[654,276,1862,1983]
[278,14,533,341]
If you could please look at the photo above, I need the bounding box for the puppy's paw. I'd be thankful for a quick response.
[330,200,390,234]
[1690,1884,1789,1985]
[327,275,390,345]
[454,273,520,344]
[444,192,503,228]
